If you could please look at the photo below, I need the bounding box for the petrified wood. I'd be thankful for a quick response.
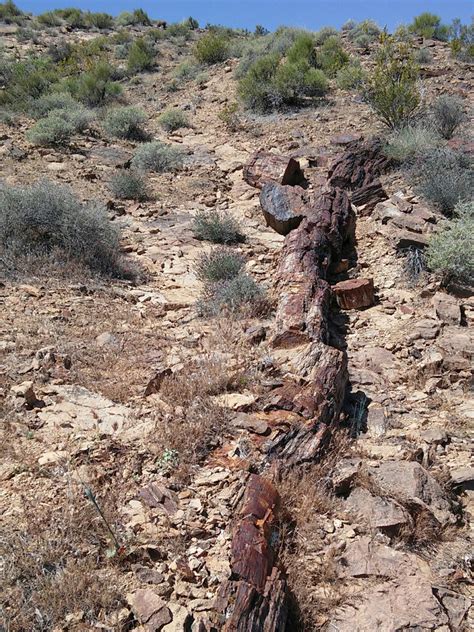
[259,182,308,235]
[243,151,305,189]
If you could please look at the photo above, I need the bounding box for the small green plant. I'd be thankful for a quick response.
[348,19,381,49]
[158,108,190,132]
[316,35,349,78]
[198,273,266,317]
[31,92,79,118]
[103,106,147,140]
[194,32,229,64]
[65,61,122,107]
[414,48,433,64]
[409,12,449,40]
[27,114,75,146]
[131,141,184,172]
[431,95,466,139]
[426,201,473,285]
[127,38,155,73]
[192,210,245,244]
[156,448,179,473]
[336,61,366,89]
[173,60,201,82]
[116,8,151,27]
[363,37,420,128]
[37,10,62,27]
[195,247,245,283]
[385,124,441,163]
[218,102,240,131]
[0,0,22,22]
[109,170,149,201]
[86,12,114,29]
[314,26,339,45]
[0,181,122,276]
[415,148,473,214]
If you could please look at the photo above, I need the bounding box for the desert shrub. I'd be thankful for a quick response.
[158,108,190,132]
[65,61,122,107]
[131,141,184,172]
[336,61,366,89]
[198,273,266,317]
[0,58,58,110]
[415,148,473,213]
[173,59,201,82]
[0,108,16,125]
[195,247,245,282]
[363,38,420,128]
[26,114,74,146]
[414,48,433,64]
[342,19,357,32]
[15,27,39,42]
[47,40,73,63]
[116,8,151,27]
[103,106,147,140]
[286,32,317,65]
[348,19,381,48]
[127,38,155,73]
[218,102,240,131]
[86,12,114,29]
[314,26,339,45]
[0,0,22,21]
[426,202,474,285]
[31,92,80,118]
[393,25,413,43]
[449,17,474,62]
[194,32,229,64]
[166,22,193,39]
[0,181,121,275]
[431,95,466,139]
[109,170,149,201]
[385,124,441,163]
[192,209,245,244]
[27,104,94,145]
[409,13,449,40]
[57,7,87,28]
[37,11,62,27]
[316,35,349,77]
[185,16,199,30]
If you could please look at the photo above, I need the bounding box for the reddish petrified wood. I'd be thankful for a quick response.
[214,474,288,631]
[259,182,308,235]
[243,151,305,189]
[333,278,375,310]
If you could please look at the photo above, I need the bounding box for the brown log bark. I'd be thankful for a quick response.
[243,151,305,189]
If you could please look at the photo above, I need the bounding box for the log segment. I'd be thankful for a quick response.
[243,151,305,189]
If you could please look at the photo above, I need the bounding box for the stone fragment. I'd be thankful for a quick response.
[11,381,42,409]
[232,413,270,435]
[139,482,178,515]
[345,487,409,531]
[243,151,304,189]
[131,589,171,628]
[393,230,430,250]
[333,278,374,310]
[259,182,307,235]
[433,292,461,325]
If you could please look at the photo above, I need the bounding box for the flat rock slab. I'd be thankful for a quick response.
[37,385,128,435]
[88,146,132,167]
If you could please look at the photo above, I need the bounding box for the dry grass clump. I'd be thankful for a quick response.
[0,486,125,631]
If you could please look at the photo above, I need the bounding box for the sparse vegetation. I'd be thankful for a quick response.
[0,181,122,276]
[415,148,473,214]
[426,201,474,285]
[109,169,149,201]
[127,37,155,73]
[385,124,441,163]
[195,247,245,283]
[0,0,22,22]
[414,48,433,64]
[131,141,184,172]
[64,61,122,107]
[336,60,366,89]
[116,8,151,27]
[347,19,381,49]
[431,95,467,139]
[192,209,245,244]
[194,32,230,65]
[197,272,266,317]
[158,108,190,132]
[363,37,421,128]
[409,12,449,41]
[26,113,74,146]
[103,106,147,140]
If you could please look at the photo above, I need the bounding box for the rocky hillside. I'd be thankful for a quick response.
[0,6,473,632]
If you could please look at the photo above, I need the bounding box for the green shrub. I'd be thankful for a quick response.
[127,38,155,73]
[185,16,199,30]
[192,210,245,244]
[15,27,39,42]
[393,25,413,43]
[431,95,466,139]
[385,124,441,163]
[348,20,381,47]
[336,61,366,89]
[415,148,473,214]
[195,247,245,282]
[65,61,122,107]
[58,8,87,29]
[158,108,190,132]
[173,60,201,82]
[86,12,114,30]
[409,13,449,40]
[286,33,317,66]
[0,181,121,275]
[103,106,147,140]
[449,18,474,62]
[37,11,62,27]
[0,58,58,110]
[194,32,229,65]
[316,35,349,77]
[116,8,151,27]
[237,53,281,111]
[363,38,420,128]
[0,108,16,125]
[31,92,81,118]
[166,22,192,39]
[109,170,149,201]
[47,40,73,63]
[314,26,339,45]
[197,273,266,317]
[0,0,22,21]
[218,102,240,131]
[26,115,74,146]
[342,19,357,32]
[414,48,433,64]
[131,141,184,172]
[426,202,473,285]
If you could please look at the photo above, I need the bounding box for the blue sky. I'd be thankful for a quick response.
[16,1,473,31]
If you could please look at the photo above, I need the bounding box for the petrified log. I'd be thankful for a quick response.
[214,475,288,631]
[272,188,354,348]
[328,139,391,191]
[333,278,375,310]
[259,182,308,235]
[243,151,305,189]
[351,178,387,210]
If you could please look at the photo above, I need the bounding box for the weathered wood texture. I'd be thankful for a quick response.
[243,151,305,189]
[259,182,308,235]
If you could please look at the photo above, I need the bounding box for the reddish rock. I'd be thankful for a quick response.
[333,278,375,310]
[259,182,308,235]
[243,151,304,189]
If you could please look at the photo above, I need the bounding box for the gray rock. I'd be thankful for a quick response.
[345,487,409,531]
